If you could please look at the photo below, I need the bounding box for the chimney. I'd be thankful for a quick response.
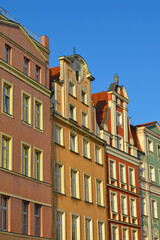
[41,35,49,49]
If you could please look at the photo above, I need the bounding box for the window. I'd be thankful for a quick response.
[22,144,31,177]
[1,196,8,231]
[56,210,65,240]
[82,112,88,127]
[139,162,145,178]
[117,136,123,150]
[55,162,64,194]
[130,198,137,218]
[112,225,119,240]
[72,215,80,240]
[131,229,138,240]
[35,204,40,237]
[85,218,93,240]
[83,138,90,158]
[151,199,158,219]
[121,195,127,215]
[70,104,76,120]
[24,57,29,75]
[111,192,118,213]
[98,221,105,240]
[110,160,116,179]
[129,168,135,186]
[2,135,12,170]
[84,174,92,202]
[55,124,63,145]
[34,149,43,181]
[71,169,79,198]
[117,111,122,126]
[22,201,28,235]
[157,144,160,157]
[70,132,78,153]
[142,197,147,216]
[122,227,129,240]
[69,82,76,97]
[3,81,13,116]
[81,90,87,104]
[34,99,43,130]
[119,164,126,184]
[149,165,155,182]
[5,45,10,64]
[96,179,103,206]
[148,139,153,152]
[22,93,31,124]
[76,71,79,81]
[95,145,102,164]
[36,66,40,82]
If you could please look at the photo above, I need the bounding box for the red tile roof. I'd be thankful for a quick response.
[50,66,60,82]
[135,121,157,128]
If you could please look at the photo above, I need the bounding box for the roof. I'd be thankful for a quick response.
[50,66,60,82]
[135,121,157,128]
[131,126,143,152]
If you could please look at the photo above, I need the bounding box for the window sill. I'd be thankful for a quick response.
[22,120,31,127]
[117,123,123,128]
[70,149,79,155]
[55,191,66,196]
[69,93,77,99]
[69,118,77,123]
[71,196,81,201]
[55,142,65,148]
[97,204,105,208]
[95,161,103,166]
[83,155,91,161]
[81,101,89,107]
[84,200,93,205]
[34,127,43,133]
[82,125,89,130]
[2,111,13,118]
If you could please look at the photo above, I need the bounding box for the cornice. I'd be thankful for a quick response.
[0,59,51,97]
[108,90,129,104]
[0,230,51,239]
[109,219,141,228]
[137,127,160,141]
[108,184,139,197]
[140,180,160,196]
[106,145,139,165]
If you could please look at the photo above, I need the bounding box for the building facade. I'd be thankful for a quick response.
[136,121,160,240]
[50,54,108,240]
[0,12,51,239]
[92,75,142,240]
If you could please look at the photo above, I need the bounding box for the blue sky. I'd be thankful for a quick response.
[1,0,160,125]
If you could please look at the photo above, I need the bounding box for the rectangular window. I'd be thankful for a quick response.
[70,133,77,152]
[116,111,122,126]
[151,199,158,219]
[36,66,40,82]
[72,215,80,240]
[120,164,126,183]
[141,197,147,216]
[149,165,155,182]
[85,218,92,240]
[71,169,79,198]
[112,225,119,240]
[3,81,13,116]
[96,179,103,206]
[139,162,145,178]
[1,196,8,231]
[121,195,127,215]
[157,144,160,157]
[55,124,63,145]
[84,174,92,202]
[83,138,90,158]
[34,150,41,180]
[22,144,29,176]
[98,221,105,240]
[130,198,137,217]
[129,168,135,186]
[110,160,116,179]
[111,192,117,213]
[56,210,65,240]
[132,229,138,240]
[117,136,123,150]
[148,139,153,152]
[23,94,29,123]
[24,57,29,75]
[82,112,88,127]
[5,45,10,64]
[35,99,43,130]
[2,136,9,169]
[69,82,76,97]
[55,163,64,194]
[70,104,76,120]
[35,204,40,237]
[22,201,28,235]
[81,90,87,104]
[95,146,102,164]
[122,227,129,240]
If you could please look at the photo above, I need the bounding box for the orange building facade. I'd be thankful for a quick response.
[50,54,108,240]
[0,13,51,239]
[92,75,141,240]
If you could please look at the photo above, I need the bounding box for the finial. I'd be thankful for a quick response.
[114,73,119,84]
[73,46,76,55]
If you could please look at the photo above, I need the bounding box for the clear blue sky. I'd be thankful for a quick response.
[1,0,160,126]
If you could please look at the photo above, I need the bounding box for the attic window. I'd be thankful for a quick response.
[76,71,79,81]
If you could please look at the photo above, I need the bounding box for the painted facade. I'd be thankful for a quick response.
[92,75,142,240]
[136,121,160,240]
[50,54,108,240]
[0,13,51,239]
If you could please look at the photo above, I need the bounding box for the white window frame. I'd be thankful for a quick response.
[157,144,160,158]
[70,104,76,121]
[55,209,65,240]
[110,191,118,215]
[149,165,155,182]
[122,227,129,240]
[151,199,158,219]
[109,159,117,185]
[84,174,92,203]
[121,194,128,216]
[141,196,147,216]
[34,98,43,131]
[148,139,153,152]
[116,111,122,126]
[119,163,127,188]
[82,111,88,128]
[1,133,12,170]
[71,214,80,240]
[70,129,78,153]
[55,162,65,194]
[85,217,93,240]
[111,224,119,240]
[130,197,137,219]
[96,178,104,206]
[71,168,80,199]
[117,135,123,151]
[2,79,13,117]
[55,124,64,146]
[131,229,138,240]
[81,90,87,104]
[83,137,90,159]
[139,162,145,178]
[98,220,105,240]
[129,167,136,189]
[95,145,102,164]
[69,81,76,97]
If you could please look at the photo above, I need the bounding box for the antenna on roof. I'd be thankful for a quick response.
[73,46,76,55]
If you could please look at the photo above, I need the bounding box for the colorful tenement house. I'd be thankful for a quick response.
[0,12,51,239]
[135,121,160,240]
[50,54,108,240]
[92,74,142,240]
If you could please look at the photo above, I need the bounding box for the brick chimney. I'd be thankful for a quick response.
[41,35,49,49]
